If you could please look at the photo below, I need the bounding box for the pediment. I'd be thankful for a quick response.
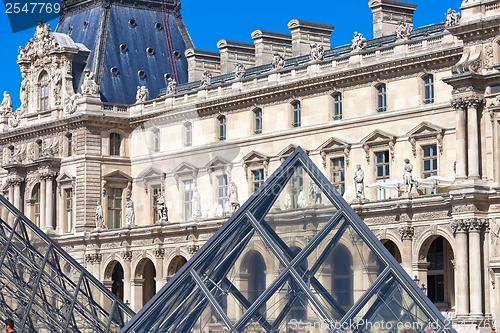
[171,162,198,176]
[361,129,395,146]
[56,171,75,184]
[103,170,132,182]
[242,151,269,165]
[205,156,230,170]
[318,138,350,152]
[277,144,309,160]
[137,166,164,180]
[407,122,444,138]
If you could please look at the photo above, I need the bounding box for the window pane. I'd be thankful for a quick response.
[252,169,265,192]
[254,109,262,134]
[183,180,194,220]
[218,117,226,141]
[333,93,342,120]
[292,101,301,127]
[331,157,345,195]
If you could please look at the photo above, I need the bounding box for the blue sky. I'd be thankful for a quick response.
[0,0,461,108]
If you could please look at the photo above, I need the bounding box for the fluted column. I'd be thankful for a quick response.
[466,96,482,179]
[468,218,484,316]
[154,248,165,292]
[398,225,414,276]
[451,219,469,316]
[41,172,55,231]
[452,98,467,179]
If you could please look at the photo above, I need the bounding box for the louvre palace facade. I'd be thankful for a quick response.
[1,0,500,330]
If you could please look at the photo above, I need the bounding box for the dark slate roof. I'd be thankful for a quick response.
[56,1,193,104]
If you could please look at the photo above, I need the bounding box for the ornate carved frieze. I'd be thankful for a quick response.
[85,253,102,264]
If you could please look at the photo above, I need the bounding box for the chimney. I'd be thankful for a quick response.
[369,0,417,38]
[216,40,255,74]
[184,48,221,83]
[287,19,334,57]
[251,30,292,66]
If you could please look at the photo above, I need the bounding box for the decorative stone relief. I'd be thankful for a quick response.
[41,136,59,157]
[491,218,500,257]
[187,245,199,255]
[121,251,133,261]
[398,226,414,240]
[309,43,324,61]
[484,43,494,70]
[453,45,482,74]
[81,68,99,96]
[445,9,461,28]
[64,93,82,114]
[450,219,469,236]
[271,53,285,70]
[395,21,412,40]
[52,69,62,105]
[125,198,135,225]
[156,194,168,223]
[200,70,212,88]
[234,63,246,80]
[350,32,367,51]
[135,85,149,103]
[153,248,165,258]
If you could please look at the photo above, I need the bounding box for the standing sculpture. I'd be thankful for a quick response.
[125,198,135,225]
[95,201,105,229]
[354,164,365,200]
[157,194,168,222]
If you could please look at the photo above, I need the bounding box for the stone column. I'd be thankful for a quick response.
[122,251,133,309]
[154,248,165,293]
[452,98,467,179]
[466,96,482,179]
[42,172,55,231]
[11,178,23,210]
[451,219,470,317]
[484,220,491,315]
[398,225,414,276]
[40,177,46,228]
[8,180,14,205]
[468,218,484,316]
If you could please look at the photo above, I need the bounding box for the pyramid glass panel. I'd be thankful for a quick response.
[122,147,456,333]
[0,195,134,332]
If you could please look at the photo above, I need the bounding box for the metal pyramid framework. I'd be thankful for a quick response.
[0,195,135,332]
[122,147,456,333]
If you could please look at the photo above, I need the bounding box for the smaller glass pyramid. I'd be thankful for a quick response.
[122,147,455,333]
[0,196,135,332]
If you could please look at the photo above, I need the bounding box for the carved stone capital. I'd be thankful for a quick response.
[450,219,469,236]
[468,218,487,232]
[40,171,56,181]
[153,248,165,259]
[187,244,199,255]
[7,177,24,187]
[85,253,102,264]
[398,226,414,240]
[465,95,483,109]
[451,97,466,110]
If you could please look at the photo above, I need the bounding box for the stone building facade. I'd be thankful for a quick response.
[1,0,500,331]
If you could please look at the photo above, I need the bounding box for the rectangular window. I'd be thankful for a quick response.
[252,169,265,192]
[67,134,72,157]
[64,188,73,233]
[216,175,228,207]
[422,144,438,178]
[151,186,161,224]
[291,166,304,208]
[377,84,387,112]
[109,133,121,156]
[218,116,226,141]
[292,101,301,127]
[183,180,194,220]
[423,75,435,104]
[331,157,345,195]
[254,109,262,134]
[333,93,342,120]
[107,188,123,229]
[376,150,390,200]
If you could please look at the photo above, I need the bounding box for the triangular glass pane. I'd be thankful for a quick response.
[349,274,443,333]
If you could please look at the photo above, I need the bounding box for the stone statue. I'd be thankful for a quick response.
[8,111,21,128]
[284,193,292,210]
[350,32,367,51]
[309,182,322,204]
[445,9,461,27]
[228,182,240,214]
[95,201,105,229]
[192,187,202,218]
[81,68,99,96]
[52,71,62,105]
[200,70,212,88]
[125,198,135,225]
[271,53,285,70]
[297,190,306,208]
[0,91,13,115]
[309,43,324,61]
[354,164,365,200]
[395,21,412,40]
[135,85,149,103]
[491,219,500,257]
[166,77,177,95]
[157,194,168,222]
[234,63,246,80]
[19,78,29,110]
[403,158,416,194]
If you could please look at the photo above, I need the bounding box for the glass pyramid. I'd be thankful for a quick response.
[122,147,455,333]
[0,196,135,332]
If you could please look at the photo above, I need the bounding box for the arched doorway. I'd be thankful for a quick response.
[111,262,124,301]
[140,259,156,306]
[382,239,402,263]
[240,251,266,313]
[330,243,353,310]
[426,236,455,310]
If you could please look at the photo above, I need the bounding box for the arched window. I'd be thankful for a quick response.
[292,101,301,127]
[109,133,121,156]
[376,83,387,112]
[423,74,435,104]
[333,92,343,120]
[39,71,49,111]
[184,122,192,146]
[218,116,226,141]
[254,108,262,134]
